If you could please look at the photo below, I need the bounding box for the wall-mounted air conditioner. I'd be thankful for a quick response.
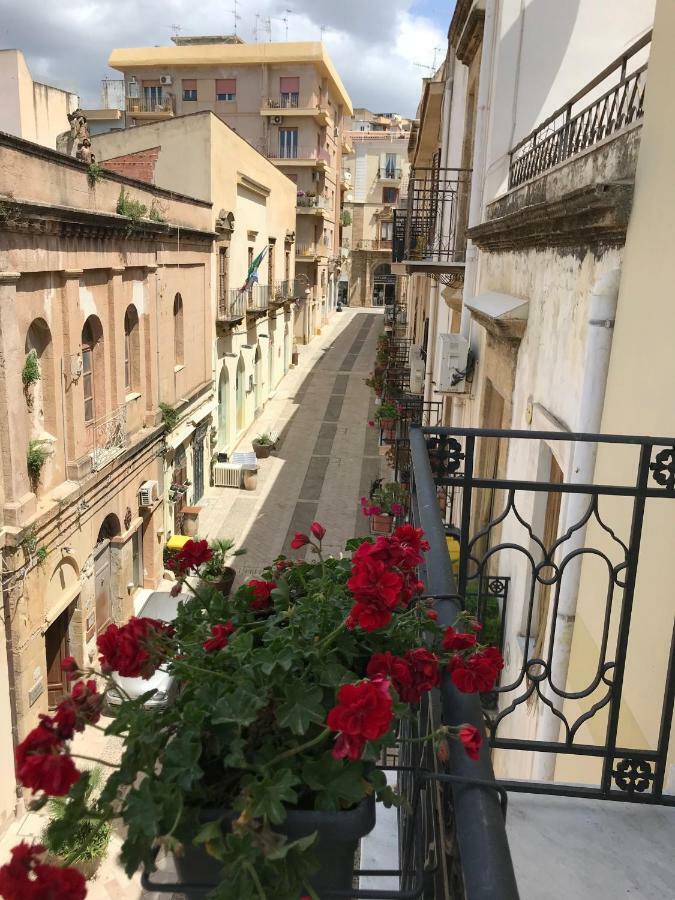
[409,345,425,394]
[437,334,469,393]
[138,480,159,508]
[160,74,173,86]
[272,115,284,125]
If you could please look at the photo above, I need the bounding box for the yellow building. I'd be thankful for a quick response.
[107,38,353,339]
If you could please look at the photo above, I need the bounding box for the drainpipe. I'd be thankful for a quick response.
[532,268,620,781]
[423,280,440,404]
[460,0,498,340]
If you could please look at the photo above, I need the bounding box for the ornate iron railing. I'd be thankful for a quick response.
[218,289,247,321]
[393,209,407,263]
[378,167,403,180]
[90,405,127,471]
[403,167,472,264]
[508,31,651,189]
[247,284,271,311]
[414,425,675,805]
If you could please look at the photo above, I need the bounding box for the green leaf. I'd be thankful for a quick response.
[161,730,203,789]
[244,769,300,824]
[302,757,366,810]
[345,537,374,552]
[276,683,324,735]
[193,819,225,846]
[266,831,317,861]
[211,687,266,726]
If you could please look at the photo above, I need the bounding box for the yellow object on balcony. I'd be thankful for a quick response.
[446,535,460,575]
[167,534,192,551]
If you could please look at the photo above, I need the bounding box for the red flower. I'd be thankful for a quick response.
[367,420,375,428]
[367,652,413,701]
[60,656,78,675]
[53,680,103,739]
[97,617,173,679]
[290,532,310,549]
[447,647,503,693]
[331,733,366,761]
[203,622,235,652]
[426,610,438,621]
[309,521,326,541]
[15,726,80,796]
[0,842,86,900]
[326,678,393,758]
[175,539,213,574]
[348,600,393,632]
[247,579,277,611]
[458,725,482,761]
[442,626,477,651]
[348,559,403,611]
[404,648,441,702]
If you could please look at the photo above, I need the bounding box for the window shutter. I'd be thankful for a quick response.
[216,78,236,94]
[280,77,300,93]
[182,79,197,90]
[379,152,387,172]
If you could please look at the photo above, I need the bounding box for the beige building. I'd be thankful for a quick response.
[342,117,410,307]
[0,49,79,149]
[107,38,353,342]
[91,111,298,477]
[350,108,413,134]
[0,131,214,829]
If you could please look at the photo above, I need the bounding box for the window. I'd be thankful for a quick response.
[385,153,397,177]
[182,79,197,101]
[381,221,394,242]
[279,128,298,159]
[285,249,291,282]
[268,241,275,289]
[81,318,104,424]
[279,77,300,108]
[218,247,229,315]
[173,293,184,366]
[124,305,140,392]
[142,83,163,109]
[383,187,399,205]
[216,78,236,101]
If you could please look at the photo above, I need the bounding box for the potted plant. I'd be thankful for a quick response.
[375,401,399,441]
[4,528,502,900]
[364,372,384,398]
[198,538,247,596]
[252,432,275,459]
[361,481,408,535]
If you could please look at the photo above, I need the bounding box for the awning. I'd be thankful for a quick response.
[465,290,529,340]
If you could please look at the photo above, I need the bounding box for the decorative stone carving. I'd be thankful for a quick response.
[76,138,96,165]
[215,209,235,234]
[56,108,91,158]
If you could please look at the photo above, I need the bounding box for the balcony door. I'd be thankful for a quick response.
[385,153,397,178]
[279,128,298,159]
[46,607,71,708]
[280,77,300,108]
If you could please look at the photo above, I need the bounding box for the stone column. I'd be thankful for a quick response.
[60,270,90,479]
[0,272,36,524]
[143,265,160,426]
[108,267,126,410]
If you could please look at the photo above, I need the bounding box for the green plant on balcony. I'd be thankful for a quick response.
[340,210,352,226]
[364,372,384,395]
[375,401,399,422]
[27,440,48,489]
[116,187,148,233]
[159,402,180,432]
[148,201,166,223]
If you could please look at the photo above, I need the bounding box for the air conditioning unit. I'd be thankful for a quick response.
[272,115,284,125]
[138,480,159,508]
[437,334,470,393]
[160,74,173,86]
[213,463,242,488]
[409,345,425,394]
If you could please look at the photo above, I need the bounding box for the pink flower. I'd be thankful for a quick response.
[368,420,375,428]
[310,522,326,541]
[290,532,310,549]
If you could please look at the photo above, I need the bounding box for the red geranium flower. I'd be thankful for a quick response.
[247,579,277,611]
[442,626,477,651]
[366,652,413,702]
[175,539,213,574]
[60,656,78,676]
[327,678,393,759]
[331,733,366,761]
[0,842,86,900]
[404,648,441,703]
[97,617,173,679]
[203,622,235,652]
[309,521,326,541]
[15,725,80,796]
[458,725,482,761]
[426,609,438,621]
[290,532,310,549]
[53,680,103,739]
[447,647,503,693]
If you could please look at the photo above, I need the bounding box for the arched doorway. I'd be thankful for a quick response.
[372,263,395,307]
[254,344,263,411]
[95,513,121,636]
[236,355,246,432]
[218,365,230,447]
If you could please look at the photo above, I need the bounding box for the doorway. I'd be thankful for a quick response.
[236,355,246,432]
[95,513,121,635]
[254,345,263,411]
[173,444,187,534]
[45,607,71,708]
[218,365,230,447]
[193,425,207,502]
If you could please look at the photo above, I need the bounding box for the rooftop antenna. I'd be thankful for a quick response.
[230,0,241,36]
[320,24,327,42]
[264,16,272,42]
[253,12,260,42]
[170,24,182,39]
[414,46,443,76]
[283,8,292,42]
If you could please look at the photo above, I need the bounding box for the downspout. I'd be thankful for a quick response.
[423,280,440,404]
[532,268,620,781]
[460,0,498,340]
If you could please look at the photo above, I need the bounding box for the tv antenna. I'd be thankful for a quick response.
[414,46,443,75]
[253,13,260,41]
[320,24,327,42]
[169,24,182,39]
[270,9,292,41]
[230,0,241,35]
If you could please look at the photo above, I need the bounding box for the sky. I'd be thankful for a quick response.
[0,0,454,118]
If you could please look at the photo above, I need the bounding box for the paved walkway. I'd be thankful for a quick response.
[0,308,384,899]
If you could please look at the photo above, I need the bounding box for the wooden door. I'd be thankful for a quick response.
[94,540,112,634]
[45,608,70,708]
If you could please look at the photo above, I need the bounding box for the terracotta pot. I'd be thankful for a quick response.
[252,440,273,459]
[201,567,236,596]
[242,468,257,491]
[370,514,395,535]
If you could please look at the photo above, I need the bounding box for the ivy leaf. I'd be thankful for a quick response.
[276,684,324,735]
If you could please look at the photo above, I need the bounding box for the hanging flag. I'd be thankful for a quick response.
[240,246,268,293]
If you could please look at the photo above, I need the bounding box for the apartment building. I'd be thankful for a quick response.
[107,38,353,342]
[91,111,298,474]
[350,108,413,134]
[342,118,410,307]
[0,132,214,829]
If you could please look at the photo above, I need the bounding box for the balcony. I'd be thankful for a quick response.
[125,95,175,119]
[265,146,332,172]
[509,31,650,189]
[246,283,271,313]
[217,289,247,324]
[89,405,128,471]
[271,279,303,302]
[296,194,330,216]
[261,96,330,126]
[354,238,393,252]
[296,241,330,260]
[396,166,472,282]
[378,167,403,181]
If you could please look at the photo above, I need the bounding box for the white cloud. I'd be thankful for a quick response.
[0,0,446,117]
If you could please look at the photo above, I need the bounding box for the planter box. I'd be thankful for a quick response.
[252,441,274,459]
[144,795,376,898]
[199,567,236,596]
[370,514,395,535]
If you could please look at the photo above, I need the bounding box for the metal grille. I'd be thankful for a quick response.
[404,168,471,263]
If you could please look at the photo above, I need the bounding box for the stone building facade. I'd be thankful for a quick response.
[0,132,213,828]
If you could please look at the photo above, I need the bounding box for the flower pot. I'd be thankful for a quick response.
[370,513,395,535]
[252,440,273,459]
[200,567,236,596]
[242,467,257,491]
[150,795,376,899]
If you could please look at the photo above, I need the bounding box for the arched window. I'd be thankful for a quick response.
[81,316,104,423]
[173,293,184,366]
[25,318,56,435]
[124,305,140,393]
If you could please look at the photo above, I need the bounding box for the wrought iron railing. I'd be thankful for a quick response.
[126,95,175,115]
[378,167,403,180]
[247,284,271,311]
[262,95,324,110]
[217,289,247,321]
[266,145,331,164]
[403,167,472,264]
[90,405,127,470]
[414,424,675,806]
[393,208,407,263]
[508,31,651,189]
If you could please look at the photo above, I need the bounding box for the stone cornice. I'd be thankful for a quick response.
[0,197,216,244]
[449,0,473,47]
[456,8,485,65]
[467,182,634,252]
